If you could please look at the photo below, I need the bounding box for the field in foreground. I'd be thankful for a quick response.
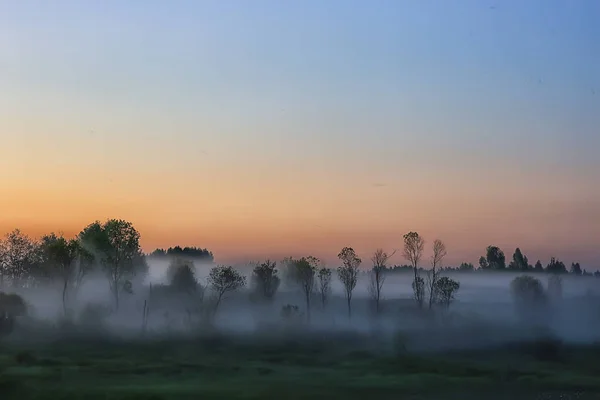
[1,333,599,400]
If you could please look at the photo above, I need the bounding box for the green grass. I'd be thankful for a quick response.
[1,335,599,399]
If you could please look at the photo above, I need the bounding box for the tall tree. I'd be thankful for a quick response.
[546,257,567,274]
[317,267,332,309]
[251,260,280,301]
[484,246,506,270]
[508,248,529,271]
[39,233,82,315]
[78,219,143,310]
[369,249,389,314]
[570,262,582,276]
[337,247,361,319]
[403,232,425,307]
[287,256,319,322]
[427,239,447,309]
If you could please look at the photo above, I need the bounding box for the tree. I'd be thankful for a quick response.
[459,262,475,271]
[337,247,361,319]
[508,248,530,271]
[287,256,319,322]
[167,257,198,294]
[570,262,582,276]
[39,233,82,316]
[435,277,460,308]
[427,239,447,309]
[78,219,143,311]
[403,232,425,307]
[317,267,332,309]
[510,275,547,324]
[369,249,389,313]
[0,229,40,288]
[484,246,506,270]
[478,256,489,270]
[546,257,567,274]
[547,274,563,301]
[207,265,246,312]
[0,292,27,337]
[534,260,544,272]
[251,260,280,301]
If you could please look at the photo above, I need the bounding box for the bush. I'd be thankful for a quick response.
[0,292,28,337]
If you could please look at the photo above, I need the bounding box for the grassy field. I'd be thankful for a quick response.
[1,331,599,400]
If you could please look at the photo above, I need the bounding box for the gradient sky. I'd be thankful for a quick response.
[1,0,599,268]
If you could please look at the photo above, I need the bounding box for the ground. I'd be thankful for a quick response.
[1,333,599,399]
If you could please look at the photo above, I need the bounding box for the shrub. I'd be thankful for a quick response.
[0,292,28,337]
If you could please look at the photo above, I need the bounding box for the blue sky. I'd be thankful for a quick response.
[1,0,599,266]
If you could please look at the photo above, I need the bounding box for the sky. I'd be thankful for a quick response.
[1,0,599,268]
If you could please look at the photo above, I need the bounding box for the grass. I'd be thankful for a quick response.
[1,332,600,399]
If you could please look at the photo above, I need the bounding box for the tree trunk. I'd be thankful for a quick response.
[347,295,352,320]
[305,291,311,323]
[62,279,69,316]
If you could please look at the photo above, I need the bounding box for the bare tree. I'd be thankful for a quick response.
[337,247,361,319]
[317,267,332,309]
[369,248,390,314]
[207,265,246,313]
[403,232,425,308]
[427,239,447,310]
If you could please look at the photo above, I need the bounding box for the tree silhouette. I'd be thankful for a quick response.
[39,233,83,316]
[427,239,447,309]
[570,262,582,275]
[337,247,361,319]
[207,265,246,313]
[484,246,506,270]
[403,232,425,307]
[317,267,332,309]
[369,249,389,314]
[508,248,530,271]
[78,219,143,310]
[545,257,567,274]
[251,260,280,301]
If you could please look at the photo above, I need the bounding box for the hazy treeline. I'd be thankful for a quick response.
[1,220,600,353]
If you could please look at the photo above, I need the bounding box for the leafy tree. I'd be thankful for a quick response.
[508,248,530,271]
[317,267,332,309]
[547,274,563,301]
[484,246,506,270]
[151,246,214,263]
[570,262,582,276]
[167,257,198,294]
[0,229,40,288]
[39,233,83,315]
[251,260,280,301]
[207,265,246,312]
[369,249,389,313]
[287,256,319,322]
[478,256,488,270]
[459,262,475,271]
[510,275,547,324]
[545,257,567,274]
[337,247,361,319]
[78,219,143,310]
[403,232,425,307]
[435,277,460,308]
[534,260,544,272]
[427,239,447,309]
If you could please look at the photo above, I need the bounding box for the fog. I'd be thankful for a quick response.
[4,256,600,356]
